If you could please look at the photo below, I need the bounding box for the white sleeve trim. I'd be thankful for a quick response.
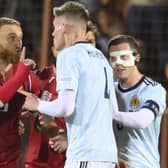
[113,108,155,129]
[38,90,76,117]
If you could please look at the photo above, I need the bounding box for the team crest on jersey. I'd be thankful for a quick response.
[130,96,140,109]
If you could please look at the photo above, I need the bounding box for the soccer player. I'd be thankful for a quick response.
[0,17,36,168]
[48,19,99,154]
[22,66,66,168]
[108,34,166,168]
[23,1,118,168]
[0,17,66,168]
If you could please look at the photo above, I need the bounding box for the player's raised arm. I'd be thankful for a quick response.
[0,46,34,105]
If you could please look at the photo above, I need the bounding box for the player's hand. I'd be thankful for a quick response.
[18,120,25,135]
[23,93,39,112]
[19,46,26,61]
[116,159,128,168]
[39,114,56,126]
[21,110,39,118]
[23,58,36,69]
[35,114,59,137]
[49,130,68,153]
[20,46,36,69]
[18,90,39,115]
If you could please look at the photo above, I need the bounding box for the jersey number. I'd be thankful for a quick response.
[104,67,110,99]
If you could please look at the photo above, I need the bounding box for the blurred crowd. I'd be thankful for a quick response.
[0,0,168,87]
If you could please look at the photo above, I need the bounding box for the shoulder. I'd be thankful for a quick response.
[143,76,159,86]
[59,45,85,56]
[57,46,79,65]
[142,76,166,104]
[143,76,166,92]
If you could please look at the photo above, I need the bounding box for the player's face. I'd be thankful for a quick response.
[52,16,65,52]
[0,24,23,55]
[109,43,136,81]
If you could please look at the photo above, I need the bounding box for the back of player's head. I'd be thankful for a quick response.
[0,17,20,28]
[53,1,89,29]
[108,34,139,52]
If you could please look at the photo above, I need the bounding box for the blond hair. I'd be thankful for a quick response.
[53,1,89,31]
[0,17,20,28]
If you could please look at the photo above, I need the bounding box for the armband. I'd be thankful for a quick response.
[142,100,159,118]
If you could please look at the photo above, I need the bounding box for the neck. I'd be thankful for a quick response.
[64,31,87,47]
[120,67,143,89]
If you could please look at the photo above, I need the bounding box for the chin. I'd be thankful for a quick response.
[116,74,127,80]
[11,56,20,64]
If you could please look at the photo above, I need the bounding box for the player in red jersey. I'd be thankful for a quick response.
[22,66,66,168]
[0,16,66,168]
[0,17,36,168]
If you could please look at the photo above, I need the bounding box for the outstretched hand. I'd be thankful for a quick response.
[22,93,39,112]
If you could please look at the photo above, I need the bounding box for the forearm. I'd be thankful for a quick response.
[38,90,76,117]
[113,108,155,129]
[0,62,31,104]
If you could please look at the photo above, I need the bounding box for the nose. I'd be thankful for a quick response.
[18,39,22,47]
[15,38,22,50]
[111,58,123,68]
[115,57,123,65]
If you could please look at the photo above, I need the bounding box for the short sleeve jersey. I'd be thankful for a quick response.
[56,42,117,163]
[114,76,166,168]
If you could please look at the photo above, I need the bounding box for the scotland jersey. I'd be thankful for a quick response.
[114,76,166,168]
[56,42,117,163]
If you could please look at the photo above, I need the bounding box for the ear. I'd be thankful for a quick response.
[135,53,141,62]
[62,23,68,34]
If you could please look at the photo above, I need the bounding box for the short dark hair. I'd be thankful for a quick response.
[53,1,89,24]
[108,34,139,52]
[0,17,20,28]
[86,20,99,37]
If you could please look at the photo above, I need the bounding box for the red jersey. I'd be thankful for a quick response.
[0,62,32,166]
[23,66,66,168]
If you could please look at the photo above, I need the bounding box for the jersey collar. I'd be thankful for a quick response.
[118,76,145,92]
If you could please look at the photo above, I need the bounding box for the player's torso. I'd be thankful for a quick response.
[24,67,66,168]
[114,76,162,167]
[64,43,117,162]
[0,68,25,151]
